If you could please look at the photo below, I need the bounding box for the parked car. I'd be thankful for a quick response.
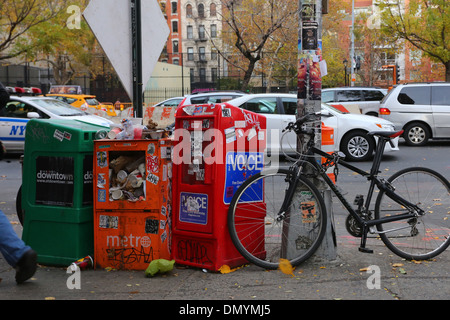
[226,93,399,161]
[0,96,114,155]
[46,93,116,116]
[178,91,247,108]
[322,87,387,116]
[153,97,184,107]
[379,82,450,146]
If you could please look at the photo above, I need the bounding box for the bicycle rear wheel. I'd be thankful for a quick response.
[227,168,327,269]
[375,167,450,260]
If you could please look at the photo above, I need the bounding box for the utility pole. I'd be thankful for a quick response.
[298,0,337,261]
[131,0,143,118]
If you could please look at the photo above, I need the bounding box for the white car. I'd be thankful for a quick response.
[226,93,399,161]
[322,87,387,116]
[153,97,184,107]
[178,91,246,108]
[0,96,114,155]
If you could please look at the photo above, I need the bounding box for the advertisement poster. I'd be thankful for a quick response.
[179,192,208,225]
[223,152,264,204]
[35,156,74,207]
[83,155,94,205]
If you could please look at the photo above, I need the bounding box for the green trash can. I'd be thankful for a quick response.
[21,119,108,266]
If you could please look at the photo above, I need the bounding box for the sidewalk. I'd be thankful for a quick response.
[1,209,448,301]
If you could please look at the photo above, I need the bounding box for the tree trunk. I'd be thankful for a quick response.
[445,61,450,82]
[241,59,257,92]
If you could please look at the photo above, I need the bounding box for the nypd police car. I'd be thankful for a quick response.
[0,95,113,156]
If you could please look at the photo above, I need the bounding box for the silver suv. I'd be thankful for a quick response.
[322,87,387,116]
[379,82,450,146]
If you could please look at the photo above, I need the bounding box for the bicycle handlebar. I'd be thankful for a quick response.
[283,113,317,135]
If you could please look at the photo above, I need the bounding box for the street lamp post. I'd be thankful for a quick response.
[343,59,348,86]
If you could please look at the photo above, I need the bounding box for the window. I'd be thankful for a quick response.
[210,24,217,38]
[198,3,205,18]
[173,58,179,65]
[397,86,430,105]
[211,68,218,82]
[363,90,385,101]
[172,21,178,33]
[187,47,194,61]
[431,86,450,106]
[199,25,205,39]
[173,40,179,53]
[281,98,297,115]
[171,1,177,14]
[199,47,206,61]
[187,26,193,39]
[210,3,217,16]
[199,68,206,82]
[242,98,278,114]
[321,91,334,103]
[336,90,362,102]
[211,49,217,60]
[186,4,193,17]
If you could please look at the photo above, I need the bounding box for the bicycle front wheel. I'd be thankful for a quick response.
[227,168,327,269]
[375,167,450,260]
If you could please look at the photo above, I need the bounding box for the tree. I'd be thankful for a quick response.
[379,0,450,81]
[217,0,299,91]
[0,0,66,61]
[322,0,350,87]
[352,10,400,86]
[12,0,112,85]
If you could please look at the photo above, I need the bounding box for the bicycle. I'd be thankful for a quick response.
[227,113,450,269]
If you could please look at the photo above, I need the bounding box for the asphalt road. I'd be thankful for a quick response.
[0,139,449,305]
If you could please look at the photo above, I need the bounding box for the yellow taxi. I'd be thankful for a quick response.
[46,94,117,117]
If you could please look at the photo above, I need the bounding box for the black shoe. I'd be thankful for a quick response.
[15,249,37,284]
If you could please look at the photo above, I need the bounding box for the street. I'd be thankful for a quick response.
[0,139,449,304]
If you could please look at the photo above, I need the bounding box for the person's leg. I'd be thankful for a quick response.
[0,210,37,283]
[0,211,29,267]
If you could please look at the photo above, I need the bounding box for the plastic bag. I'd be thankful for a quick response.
[145,259,175,277]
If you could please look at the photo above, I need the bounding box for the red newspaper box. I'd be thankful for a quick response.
[172,103,267,271]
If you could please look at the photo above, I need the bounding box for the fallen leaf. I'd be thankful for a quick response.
[219,264,245,274]
[45,297,56,300]
[279,259,295,277]
[359,267,371,272]
[392,263,404,267]
[219,265,233,274]
[398,268,407,274]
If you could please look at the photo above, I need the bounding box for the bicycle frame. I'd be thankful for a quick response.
[285,131,422,252]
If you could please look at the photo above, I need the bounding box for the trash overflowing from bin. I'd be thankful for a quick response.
[107,152,147,202]
[107,118,169,140]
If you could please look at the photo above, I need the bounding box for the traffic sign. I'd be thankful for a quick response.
[83,0,169,101]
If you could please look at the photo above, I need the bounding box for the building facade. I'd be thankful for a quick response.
[180,0,223,91]
[339,0,445,87]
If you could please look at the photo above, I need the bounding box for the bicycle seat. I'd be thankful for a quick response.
[368,130,404,139]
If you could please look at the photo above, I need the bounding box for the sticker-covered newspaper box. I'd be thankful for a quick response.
[93,138,172,270]
[172,103,267,271]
